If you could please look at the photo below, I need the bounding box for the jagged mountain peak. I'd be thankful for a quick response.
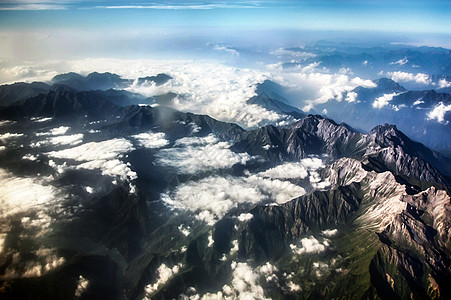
[373,77,406,91]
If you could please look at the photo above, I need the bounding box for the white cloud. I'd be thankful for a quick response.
[372,92,400,109]
[208,233,214,247]
[0,120,15,126]
[322,229,338,237]
[47,134,84,146]
[213,45,239,56]
[0,132,24,143]
[143,263,183,298]
[387,71,432,85]
[258,162,309,179]
[237,213,253,222]
[230,240,239,255]
[157,134,251,174]
[345,91,358,103]
[31,117,52,123]
[178,225,191,236]
[413,99,424,106]
[438,79,451,88]
[0,169,57,217]
[290,236,330,255]
[132,131,169,149]
[36,126,70,136]
[199,262,270,300]
[22,154,38,161]
[272,69,375,111]
[161,172,305,225]
[270,48,316,60]
[427,102,451,123]
[46,138,136,181]
[61,58,281,129]
[99,3,262,10]
[75,275,89,297]
[389,57,408,65]
[0,4,66,11]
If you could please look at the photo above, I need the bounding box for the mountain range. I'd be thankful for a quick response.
[0,73,450,299]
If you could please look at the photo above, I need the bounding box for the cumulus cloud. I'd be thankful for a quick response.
[160,158,330,224]
[213,45,240,56]
[258,162,308,179]
[75,275,89,297]
[131,131,169,149]
[0,132,24,143]
[0,168,57,217]
[290,236,330,255]
[389,57,408,65]
[156,134,251,174]
[237,213,253,222]
[372,92,400,109]
[36,126,70,136]
[143,263,183,298]
[161,171,306,225]
[62,58,281,129]
[46,138,136,181]
[270,68,375,111]
[178,225,191,236]
[413,99,425,106]
[345,91,358,103]
[322,229,338,237]
[46,134,84,146]
[198,262,270,300]
[387,71,431,85]
[427,102,451,123]
[438,79,451,88]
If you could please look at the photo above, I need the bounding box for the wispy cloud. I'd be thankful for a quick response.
[0,3,67,10]
[97,2,264,10]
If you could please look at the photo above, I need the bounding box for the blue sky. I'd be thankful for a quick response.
[0,1,450,64]
[0,0,450,33]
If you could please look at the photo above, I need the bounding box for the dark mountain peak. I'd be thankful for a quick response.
[249,80,305,119]
[137,73,172,86]
[369,123,409,147]
[0,81,51,106]
[51,72,127,91]
[373,77,406,92]
[86,72,123,82]
[371,123,399,134]
[51,72,84,83]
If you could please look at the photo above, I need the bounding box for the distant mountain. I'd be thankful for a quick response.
[288,43,451,79]
[0,81,51,106]
[51,71,129,91]
[51,72,173,92]
[137,73,172,86]
[248,80,305,119]
[315,78,451,152]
